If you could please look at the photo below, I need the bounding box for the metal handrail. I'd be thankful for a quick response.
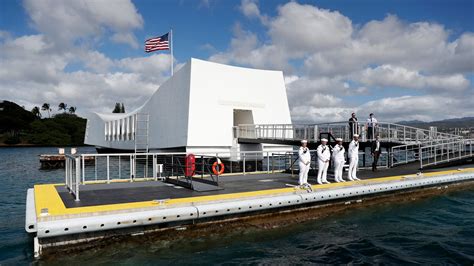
[235,121,461,143]
[419,139,473,169]
[67,150,321,201]
[390,138,458,167]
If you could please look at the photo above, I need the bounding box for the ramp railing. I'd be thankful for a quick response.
[419,139,473,169]
[390,138,457,167]
[235,122,461,143]
[65,155,81,201]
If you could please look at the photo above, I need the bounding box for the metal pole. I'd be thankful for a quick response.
[75,157,80,201]
[106,155,110,183]
[243,153,246,175]
[201,155,204,178]
[419,147,423,169]
[81,155,85,183]
[65,157,68,188]
[272,153,274,173]
[267,152,270,173]
[170,28,174,76]
[153,154,157,181]
[216,153,219,178]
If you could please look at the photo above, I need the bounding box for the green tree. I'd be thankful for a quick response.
[121,103,125,113]
[41,103,51,118]
[31,106,41,119]
[68,106,77,114]
[58,102,67,112]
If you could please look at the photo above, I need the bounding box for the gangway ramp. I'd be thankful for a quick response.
[234,122,471,169]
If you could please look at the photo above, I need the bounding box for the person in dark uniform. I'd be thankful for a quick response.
[348,112,358,139]
[371,135,381,171]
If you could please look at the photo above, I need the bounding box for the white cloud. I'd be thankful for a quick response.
[0,0,173,117]
[358,65,469,92]
[213,1,474,122]
[0,32,173,117]
[240,0,261,19]
[269,2,352,54]
[358,95,474,122]
[23,0,143,48]
[239,0,268,24]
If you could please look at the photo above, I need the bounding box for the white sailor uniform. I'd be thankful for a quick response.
[298,146,311,186]
[332,144,346,182]
[316,144,331,184]
[348,140,360,181]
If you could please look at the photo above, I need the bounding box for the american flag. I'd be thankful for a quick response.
[145,33,170,53]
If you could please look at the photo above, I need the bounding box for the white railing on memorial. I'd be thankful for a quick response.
[234,122,461,143]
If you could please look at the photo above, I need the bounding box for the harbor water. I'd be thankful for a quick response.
[0,147,473,264]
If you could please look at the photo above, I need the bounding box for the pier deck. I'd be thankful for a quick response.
[34,164,473,218]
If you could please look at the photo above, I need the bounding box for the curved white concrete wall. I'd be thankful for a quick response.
[84,58,292,153]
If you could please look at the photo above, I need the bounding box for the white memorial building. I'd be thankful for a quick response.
[84,58,292,155]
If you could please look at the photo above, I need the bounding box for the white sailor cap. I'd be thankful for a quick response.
[353,134,359,137]
[336,138,343,141]
[321,138,328,142]
[301,139,308,143]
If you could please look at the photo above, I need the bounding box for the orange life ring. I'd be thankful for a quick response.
[212,162,225,175]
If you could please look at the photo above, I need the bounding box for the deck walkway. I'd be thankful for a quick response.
[55,163,471,209]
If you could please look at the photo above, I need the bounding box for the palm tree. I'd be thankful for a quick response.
[31,106,41,118]
[41,103,51,118]
[58,102,67,112]
[68,106,77,114]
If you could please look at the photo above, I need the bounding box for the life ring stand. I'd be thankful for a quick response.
[212,161,225,175]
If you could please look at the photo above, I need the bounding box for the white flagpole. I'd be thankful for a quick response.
[170,28,174,76]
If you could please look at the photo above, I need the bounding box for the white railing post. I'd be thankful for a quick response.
[81,155,85,184]
[419,147,423,169]
[314,125,318,142]
[75,157,80,201]
[267,152,270,173]
[243,153,246,175]
[106,155,110,183]
[153,154,157,181]
[65,157,69,188]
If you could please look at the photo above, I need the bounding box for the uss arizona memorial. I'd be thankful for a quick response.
[84,58,472,167]
[84,58,293,155]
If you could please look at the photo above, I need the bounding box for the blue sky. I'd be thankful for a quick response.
[3,0,472,62]
[0,0,473,122]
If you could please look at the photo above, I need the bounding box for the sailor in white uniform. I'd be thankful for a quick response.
[298,139,311,187]
[332,138,346,182]
[348,134,361,181]
[317,138,331,184]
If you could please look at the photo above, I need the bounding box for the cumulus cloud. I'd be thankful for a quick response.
[358,95,474,122]
[23,0,143,48]
[0,0,172,117]
[239,0,268,24]
[211,1,473,122]
[1,0,473,124]
[358,65,470,92]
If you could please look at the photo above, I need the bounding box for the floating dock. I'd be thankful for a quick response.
[26,162,474,258]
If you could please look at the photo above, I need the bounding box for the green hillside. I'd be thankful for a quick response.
[0,101,86,146]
